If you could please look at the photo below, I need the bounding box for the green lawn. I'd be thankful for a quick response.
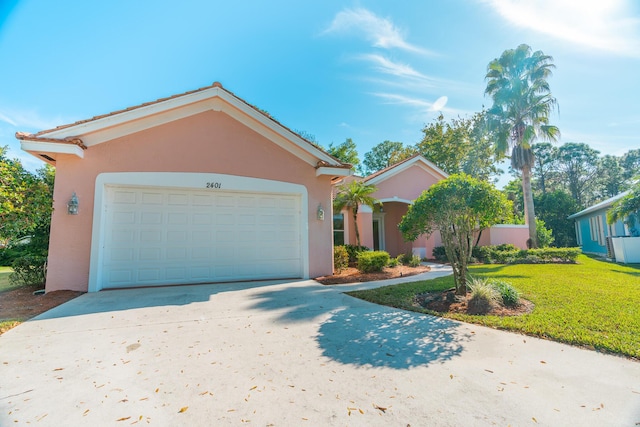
[348,255,640,359]
[0,267,16,293]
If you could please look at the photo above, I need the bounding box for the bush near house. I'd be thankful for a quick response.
[357,251,390,273]
[333,245,349,273]
[343,244,369,263]
[9,255,47,287]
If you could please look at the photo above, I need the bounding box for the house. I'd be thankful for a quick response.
[333,154,529,259]
[17,83,351,292]
[568,191,639,261]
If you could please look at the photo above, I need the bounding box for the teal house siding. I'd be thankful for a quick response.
[569,191,630,256]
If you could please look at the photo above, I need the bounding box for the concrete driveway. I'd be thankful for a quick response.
[1,265,639,426]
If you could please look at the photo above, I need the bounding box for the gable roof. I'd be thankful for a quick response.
[567,191,630,220]
[363,153,448,185]
[16,82,351,176]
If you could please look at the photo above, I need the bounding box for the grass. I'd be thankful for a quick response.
[348,255,640,359]
[0,267,17,293]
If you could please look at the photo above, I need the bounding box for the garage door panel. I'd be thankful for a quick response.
[102,186,302,288]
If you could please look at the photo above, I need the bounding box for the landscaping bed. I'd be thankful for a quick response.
[0,284,83,333]
[316,264,430,285]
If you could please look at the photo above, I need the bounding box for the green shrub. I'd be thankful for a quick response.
[467,277,500,314]
[357,251,390,273]
[525,247,581,262]
[489,279,520,306]
[333,245,349,273]
[536,218,555,248]
[407,255,421,267]
[432,246,447,262]
[471,244,579,264]
[344,244,369,263]
[10,255,47,287]
[387,257,400,267]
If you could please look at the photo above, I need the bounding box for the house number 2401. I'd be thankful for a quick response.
[206,182,222,189]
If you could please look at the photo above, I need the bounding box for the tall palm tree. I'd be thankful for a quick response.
[485,44,560,247]
[333,180,379,246]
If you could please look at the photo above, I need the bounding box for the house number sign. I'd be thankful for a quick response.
[205,182,222,189]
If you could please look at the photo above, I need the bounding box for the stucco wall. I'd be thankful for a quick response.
[47,110,334,291]
[372,164,440,202]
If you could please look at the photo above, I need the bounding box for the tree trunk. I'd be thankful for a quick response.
[522,164,538,248]
[352,207,360,246]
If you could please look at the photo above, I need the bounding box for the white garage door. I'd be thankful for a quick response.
[101,185,302,288]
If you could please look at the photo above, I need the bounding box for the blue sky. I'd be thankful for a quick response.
[1,0,639,186]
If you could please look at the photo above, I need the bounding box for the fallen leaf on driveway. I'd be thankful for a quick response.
[178,407,188,413]
[373,404,387,413]
[116,416,131,421]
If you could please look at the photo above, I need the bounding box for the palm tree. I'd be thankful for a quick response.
[333,180,379,246]
[485,44,560,248]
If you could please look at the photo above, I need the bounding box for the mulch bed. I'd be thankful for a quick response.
[415,287,534,316]
[316,265,431,285]
[0,284,84,322]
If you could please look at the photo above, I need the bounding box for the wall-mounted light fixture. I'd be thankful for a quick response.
[317,204,325,221]
[67,192,79,215]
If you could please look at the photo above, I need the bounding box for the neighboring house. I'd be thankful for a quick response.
[568,191,631,257]
[333,154,529,259]
[17,83,351,292]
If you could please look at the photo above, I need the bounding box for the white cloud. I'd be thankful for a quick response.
[0,108,67,131]
[371,92,469,117]
[323,7,435,55]
[485,0,640,57]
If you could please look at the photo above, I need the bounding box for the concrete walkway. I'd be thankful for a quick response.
[1,265,638,426]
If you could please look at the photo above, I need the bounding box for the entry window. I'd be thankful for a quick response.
[333,213,345,245]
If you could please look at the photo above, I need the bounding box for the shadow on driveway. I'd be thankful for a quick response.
[248,283,469,369]
[317,307,468,369]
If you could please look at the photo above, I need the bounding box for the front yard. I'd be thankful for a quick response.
[349,255,640,360]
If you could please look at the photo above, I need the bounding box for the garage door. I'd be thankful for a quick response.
[101,185,302,288]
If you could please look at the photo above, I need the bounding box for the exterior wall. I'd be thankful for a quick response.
[47,110,334,292]
[575,209,609,255]
[372,164,440,201]
[476,225,529,249]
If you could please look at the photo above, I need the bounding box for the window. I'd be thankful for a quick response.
[589,215,605,245]
[575,221,582,246]
[333,213,345,245]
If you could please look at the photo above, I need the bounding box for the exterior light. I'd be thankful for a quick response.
[317,204,325,221]
[67,192,79,215]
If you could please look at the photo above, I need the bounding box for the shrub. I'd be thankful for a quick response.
[471,244,580,264]
[489,279,520,306]
[333,245,349,273]
[10,255,47,287]
[407,255,421,267]
[387,257,400,267]
[432,246,447,262]
[344,245,369,263]
[467,277,500,314]
[357,251,390,273]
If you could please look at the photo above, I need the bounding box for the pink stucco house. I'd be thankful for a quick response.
[333,154,529,258]
[17,83,351,292]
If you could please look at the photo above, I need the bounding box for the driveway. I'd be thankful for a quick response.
[1,265,639,426]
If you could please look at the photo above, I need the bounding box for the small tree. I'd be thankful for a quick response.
[399,174,512,295]
[333,180,379,246]
[607,183,640,236]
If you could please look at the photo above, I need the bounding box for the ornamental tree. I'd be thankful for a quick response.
[399,174,512,295]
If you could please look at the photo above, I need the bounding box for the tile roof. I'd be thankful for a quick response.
[15,82,350,168]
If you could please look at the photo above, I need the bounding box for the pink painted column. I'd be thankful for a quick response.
[357,206,374,249]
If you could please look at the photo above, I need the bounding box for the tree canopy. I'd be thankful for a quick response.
[0,146,54,250]
[399,174,511,295]
[485,44,560,248]
[326,138,360,171]
[416,112,501,182]
[362,140,415,175]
